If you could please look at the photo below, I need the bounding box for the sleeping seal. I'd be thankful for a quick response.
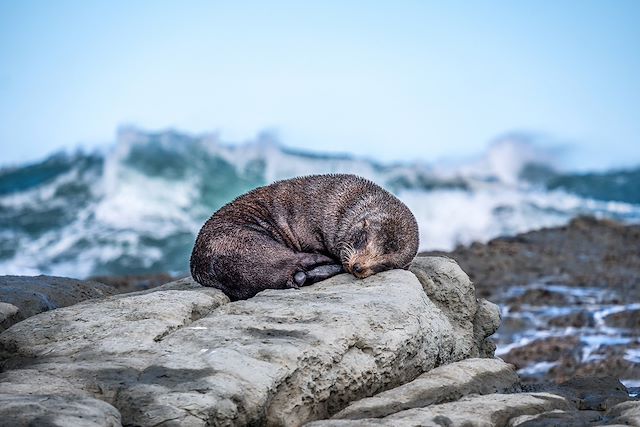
[190,174,419,300]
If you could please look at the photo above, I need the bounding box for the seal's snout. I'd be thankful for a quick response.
[347,260,374,279]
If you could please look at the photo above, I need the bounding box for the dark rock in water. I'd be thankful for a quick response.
[506,288,571,308]
[0,275,117,331]
[422,216,640,301]
[524,376,629,411]
[550,354,640,385]
[556,376,629,411]
[423,216,640,387]
[604,308,640,329]
[501,336,581,372]
[547,310,594,328]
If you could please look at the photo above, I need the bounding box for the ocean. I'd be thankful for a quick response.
[1,127,639,278]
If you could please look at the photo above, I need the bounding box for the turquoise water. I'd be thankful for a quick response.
[1,129,639,277]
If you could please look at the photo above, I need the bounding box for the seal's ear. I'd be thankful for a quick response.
[362,218,369,229]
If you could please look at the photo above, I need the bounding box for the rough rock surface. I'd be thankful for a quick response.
[332,358,519,419]
[526,376,630,411]
[0,275,117,331]
[0,257,499,427]
[606,400,640,426]
[0,393,121,427]
[307,392,573,426]
[509,409,605,426]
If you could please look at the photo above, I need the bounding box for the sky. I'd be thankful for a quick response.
[1,0,639,170]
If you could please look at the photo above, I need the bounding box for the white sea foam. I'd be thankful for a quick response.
[1,128,639,277]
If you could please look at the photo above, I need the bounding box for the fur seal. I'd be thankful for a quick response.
[190,174,419,300]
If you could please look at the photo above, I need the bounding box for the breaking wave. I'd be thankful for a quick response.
[1,127,639,277]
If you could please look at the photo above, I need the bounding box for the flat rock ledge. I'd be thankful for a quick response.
[0,275,117,332]
[332,357,521,419]
[0,256,500,426]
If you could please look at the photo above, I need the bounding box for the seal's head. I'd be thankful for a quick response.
[339,212,419,279]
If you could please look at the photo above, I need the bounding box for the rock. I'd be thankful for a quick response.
[0,302,19,330]
[0,394,121,427]
[0,257,496,426]
[501,336,581,372]
[547,310,594,328]
[604,308,640,329]
[473,298,500,357]
[509,409,604,426]
[332,358,519,420]
[555,376,629,411]
[89,273,175,294]
[549,354,640,384]
[506,288,571,308]
[523,376,629,414]
[421,216,640,302]
[606,400,640,426]
[410,256,500,359]
[306,392,572,427]
[0,275,117,331]
[421,217,640,385]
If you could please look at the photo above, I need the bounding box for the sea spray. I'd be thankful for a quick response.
[1,127,639,277]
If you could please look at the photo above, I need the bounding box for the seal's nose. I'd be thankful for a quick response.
[353,263,363,274]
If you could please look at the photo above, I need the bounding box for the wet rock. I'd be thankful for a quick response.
[557,376,629,411]
[525,376,630,411]
[421,216,640,302]
[332,358,519,420]
[497,314,537,341]
[307,393,572,427]
[0,257,496,426]
[604,308,640,329]
[548,310,594,328]
[501,336,581,372]
[506,288,570,308]
[550,355,640,384]
[0,275,117,331]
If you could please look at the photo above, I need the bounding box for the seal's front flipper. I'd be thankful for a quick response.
[298,253,336,269]
[305,264,344,284]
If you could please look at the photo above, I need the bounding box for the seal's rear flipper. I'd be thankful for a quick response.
[304,264,344,285]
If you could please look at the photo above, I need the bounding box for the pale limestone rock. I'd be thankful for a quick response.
[606,400,640,426]
[0,394,121,427]
[1,258,494,427]
[0,275,117,331]
[333,358,519,420]
[307,393,572,427]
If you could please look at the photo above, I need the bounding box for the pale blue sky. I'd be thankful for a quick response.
[1,0,639,169]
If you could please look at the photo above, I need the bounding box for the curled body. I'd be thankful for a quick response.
[190,174,419,300]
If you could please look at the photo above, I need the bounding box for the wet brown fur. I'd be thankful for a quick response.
[190,174,419,300]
